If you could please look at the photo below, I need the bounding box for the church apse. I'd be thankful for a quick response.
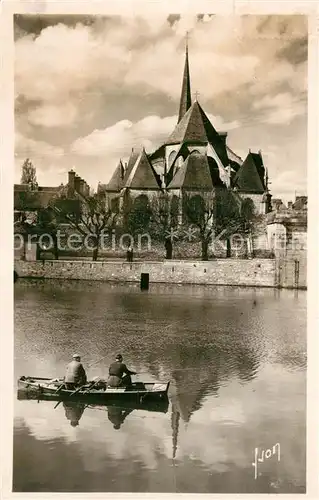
[100,36,271,226]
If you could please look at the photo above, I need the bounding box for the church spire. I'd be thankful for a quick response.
[178,34,192,123]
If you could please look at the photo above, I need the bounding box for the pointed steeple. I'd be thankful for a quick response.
[178,34,192,123]
[171,403,180,459]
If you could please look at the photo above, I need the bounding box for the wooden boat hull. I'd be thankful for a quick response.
[17,376,170,407]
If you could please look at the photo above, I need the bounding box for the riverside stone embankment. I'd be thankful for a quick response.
[13,258,307,289]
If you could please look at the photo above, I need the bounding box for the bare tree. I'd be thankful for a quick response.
[237,197,263,257]
[124,194,152,238]
[183,193,215,261]
[183,189,249,260]
[53,193,118,261]
[149,192,179,259]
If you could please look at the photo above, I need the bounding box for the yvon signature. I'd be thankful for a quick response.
[252,443,281,479]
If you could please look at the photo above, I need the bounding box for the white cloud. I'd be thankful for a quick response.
[207,114,241,132]
[15,16,306,108]
[71,115,177,158]
[15,132,64,158]
[253,92,306,125]
[28,103,78,127]
[71,112,241,167]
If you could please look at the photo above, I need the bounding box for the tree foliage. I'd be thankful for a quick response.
[20,158,37,188]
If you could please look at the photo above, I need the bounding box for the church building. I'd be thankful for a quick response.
[100,40,272,219]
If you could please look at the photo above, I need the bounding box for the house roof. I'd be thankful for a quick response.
[124,149,160,189]
[14,188,61,211]
[105,160,124,192]
[233,152,265,193]
[14,183,31,192]
[165,101,229,167]
[168,152,213,190]
[293,196,307,211]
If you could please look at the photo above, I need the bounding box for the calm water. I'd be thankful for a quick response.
[14,280,306,493]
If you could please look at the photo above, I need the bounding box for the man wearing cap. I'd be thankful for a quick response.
[64,354,87,390]
[107,354,136,388]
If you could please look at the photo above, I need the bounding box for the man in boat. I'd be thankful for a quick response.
[107,354,136,388]
[64,354,87,390]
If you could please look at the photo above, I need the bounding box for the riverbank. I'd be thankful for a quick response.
[14,257,307,289]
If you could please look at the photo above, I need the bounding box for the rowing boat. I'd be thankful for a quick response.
[17,376,170,405]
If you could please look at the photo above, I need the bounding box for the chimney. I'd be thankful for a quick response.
[287,201,293,209]
[74,175,81,193]
[68,170,75,196]
[79,179,85,195]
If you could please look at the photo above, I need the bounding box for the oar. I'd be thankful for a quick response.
[54,382,90,409]
[82,379,101,394]
[54,383,65,394]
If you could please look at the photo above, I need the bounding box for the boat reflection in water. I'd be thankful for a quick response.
[63,402,134,429]
[17,389,169,429]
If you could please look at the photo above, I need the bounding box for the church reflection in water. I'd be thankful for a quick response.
[155,337,262,460]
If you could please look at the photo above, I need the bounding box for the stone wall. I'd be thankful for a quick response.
[14,258,277,287]
[275,255,307,289]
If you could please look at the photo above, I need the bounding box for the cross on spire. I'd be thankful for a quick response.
[194,90,200,101]
[186,31,189,50]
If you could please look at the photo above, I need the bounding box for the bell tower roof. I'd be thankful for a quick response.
[178,35,192,123]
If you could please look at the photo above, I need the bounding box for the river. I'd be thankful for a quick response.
[13,279,306,493]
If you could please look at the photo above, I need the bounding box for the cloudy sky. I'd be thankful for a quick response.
[14,14,307,201]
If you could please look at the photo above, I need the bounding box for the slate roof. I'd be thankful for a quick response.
[105,160,124,192]
[122,149,140,185]
[233,152,265,193]
[124,149,160,189]
[178,44,192,122]
[168,152,213,190]
[165,101,229,167]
